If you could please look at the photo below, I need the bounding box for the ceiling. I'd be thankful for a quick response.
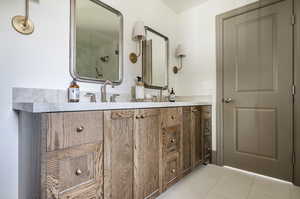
[162,0,209,13]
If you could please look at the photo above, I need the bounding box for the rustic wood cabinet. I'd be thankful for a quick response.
[160,108,183,190]
[103,110,135,199]
[191,106,204,168]
[201,106,212,164]
[24,111,104,199]
[182,107,193,175]
[19,105,211,199]
[45,143,103,199]
[134,109,161,199]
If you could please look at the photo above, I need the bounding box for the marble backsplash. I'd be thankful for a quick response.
[13,87,212,104]
[12,87,132,103]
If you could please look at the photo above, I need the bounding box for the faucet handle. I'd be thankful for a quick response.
[110,94,120,102]
[85,92,97,103]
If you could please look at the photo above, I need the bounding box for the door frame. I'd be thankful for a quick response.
[216,0,295,173]
[294,0,300,186]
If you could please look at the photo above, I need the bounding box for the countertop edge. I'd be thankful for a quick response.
[13,101,212,113]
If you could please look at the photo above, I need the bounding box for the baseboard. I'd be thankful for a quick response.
[212,150,217,165]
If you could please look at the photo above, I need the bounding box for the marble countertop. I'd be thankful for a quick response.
[13,101,212,113]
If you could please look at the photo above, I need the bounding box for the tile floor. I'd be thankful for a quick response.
[158,165,300,199]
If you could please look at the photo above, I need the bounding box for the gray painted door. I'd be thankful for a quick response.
[223,0,293,181]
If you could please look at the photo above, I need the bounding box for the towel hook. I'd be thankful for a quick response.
[12,0,34,35]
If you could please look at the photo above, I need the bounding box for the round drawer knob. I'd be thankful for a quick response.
[171,116,175,120]
[75,169,83,176]
[136,115,140,119]
[141,115,145,119]
[170,138,176,143]
[171,169,176,173]
[77,126,84,133]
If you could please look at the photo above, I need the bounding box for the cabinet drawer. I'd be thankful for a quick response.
[59,184,102,199]
[164,153,180,188]
[161,108,182,127]
[162,125,181,155]
[46,111,103,151]
[45,143,103,198]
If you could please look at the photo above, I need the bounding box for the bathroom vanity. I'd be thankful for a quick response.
[15,102,212,199]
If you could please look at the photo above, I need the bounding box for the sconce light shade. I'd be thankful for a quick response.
[173,44,186,74]
[133,21,146,41]
[176,44,187,57]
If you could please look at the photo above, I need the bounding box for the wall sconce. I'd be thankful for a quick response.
[129,21,146,64]
[173,44,187,74]
[12,0,34,35]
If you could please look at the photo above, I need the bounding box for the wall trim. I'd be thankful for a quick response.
[293,0,300,186]
[211,150,217,165]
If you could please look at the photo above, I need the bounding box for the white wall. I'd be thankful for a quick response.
[0,0,178,198]
[176,0,258,151]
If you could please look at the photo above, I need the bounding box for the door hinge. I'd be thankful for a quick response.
[292,85,296,96]
[292,14,296,25]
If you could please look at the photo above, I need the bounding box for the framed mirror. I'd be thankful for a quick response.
[70,0,123,84]
[142,27,169,90]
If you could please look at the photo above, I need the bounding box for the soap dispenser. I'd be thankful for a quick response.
[135,76,145,101]
[169,88,176,102]
[68,79,80,103]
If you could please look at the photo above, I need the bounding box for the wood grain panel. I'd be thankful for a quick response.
[47,111,103,151]
[160,108,182,128]
[104,110,134,199]
[134,109,160,199]
[164,152,180,189]
[201,106,212,164]
[182,107,192,174]
[45,143,103,199]
[162,125,181,156]
[191,107,203,168]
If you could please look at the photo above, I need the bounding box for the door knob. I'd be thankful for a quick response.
[76,126,85,133]
[75,169,83,176]
[223,98,233,103]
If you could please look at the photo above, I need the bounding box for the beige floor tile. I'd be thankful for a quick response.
[209,170,255,199]
[158,166,222,199]
[249,176,291,199]
[247,190,276,199]
[292,185,300,199]
[185,165,228,185]
[158,187,202,199]
[205,192,233,199]
[158,165,297,199]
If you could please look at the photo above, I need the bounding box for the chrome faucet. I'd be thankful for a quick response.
[85,92,97,103]
[101,80,114,102]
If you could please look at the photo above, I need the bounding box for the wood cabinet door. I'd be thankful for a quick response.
[201,106,212,163]
[134,109,160,199]
[162,125,181,156]
[191,107,203,168]
[104,110,135,199]
[160,108,182,128]
[44,143,103,199]
[182,107,192,175]
[46,111,103,152]
[163,152,180,189]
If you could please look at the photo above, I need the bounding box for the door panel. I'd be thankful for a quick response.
[236,14,277,92]
[235,108,277,159]
[104,110,135,199]
[134,109,160,199]
[191,107,203,168]
[223,0,293,181]
[182,107,192,174]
